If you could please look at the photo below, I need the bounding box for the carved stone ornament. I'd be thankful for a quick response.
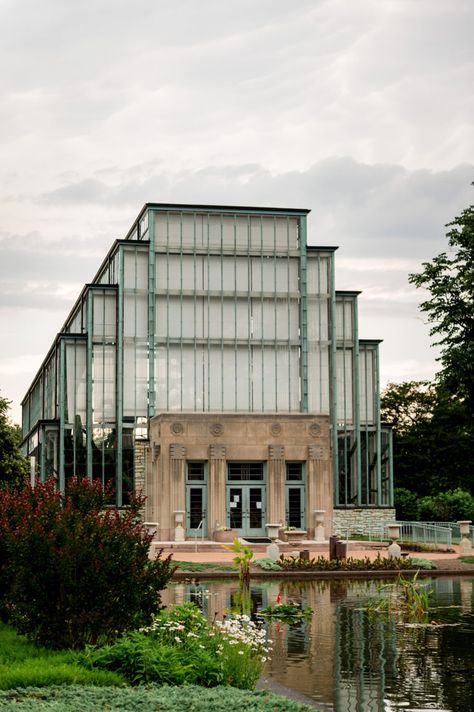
[308,444,324,460]
[270,422,282,436]
[210,422,224,436]
[209,444,226,460]
[309,422,322,438]
[269,444,285,461]
[170,443,186,460]
[170,421,184,435]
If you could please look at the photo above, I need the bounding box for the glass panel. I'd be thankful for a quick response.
[249,488,263,529]
[227,463,264,481]
[189,488,204,529]
[187,462,205,481]
[286,463,303,481]
[229,488,243,529]
[287,488,302,528]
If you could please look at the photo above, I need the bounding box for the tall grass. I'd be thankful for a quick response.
[0,624,124,690]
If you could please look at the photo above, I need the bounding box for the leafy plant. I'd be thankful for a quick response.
[277,554,423,571]
[82,603,271,691]
[253,557,282,571]
[367,572,433,622]
[223,539,253,584]
[259,602,313,624]
[0,477,176,648]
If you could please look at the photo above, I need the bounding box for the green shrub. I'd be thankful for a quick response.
[253,557,282,571]
[394,487,420,521]
[277,554,419,571]
[0,477,176,649]
[0,684,316,711]
[416,488,474,522]
[81,602,270,690]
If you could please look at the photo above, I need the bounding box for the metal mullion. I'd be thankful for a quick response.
[180,214,183,411]
[353,298,361,506]
[329,254,338,505]
[375,345,382,506]
[58,337,66,491]
[298,216,308,412]
[220,214,224,411]
[287,218,291,410]
[318,256,323,410]
[147,210,156,418]
[273,217,278,411]
[206,213,210,411]
[233,215,237,411]
[116,247,124,506]
[247,214,252,411]
[193,213,197,411]
[166,213,170,411]
[86,290,93,479]
[260,216,264,410]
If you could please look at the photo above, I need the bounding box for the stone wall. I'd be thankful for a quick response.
[333,508,396,538]
[134,440,147,521]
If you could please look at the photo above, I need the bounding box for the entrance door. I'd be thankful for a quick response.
[227,485,266,537]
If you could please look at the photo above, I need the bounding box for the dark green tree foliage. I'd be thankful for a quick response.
[409,193,474,410]
[0,394,28,486]
[0,477,175,649]
[381,381,471,497]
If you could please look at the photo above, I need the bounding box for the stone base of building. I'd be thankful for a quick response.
[333,507,396,539]
[144,412,333,542]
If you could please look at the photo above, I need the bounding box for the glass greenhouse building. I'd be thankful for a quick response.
[22,203,394,540]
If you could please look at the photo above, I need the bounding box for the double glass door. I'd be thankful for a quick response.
[227,485,266,537]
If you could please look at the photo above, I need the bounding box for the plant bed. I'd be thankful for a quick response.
[0,684,316,711]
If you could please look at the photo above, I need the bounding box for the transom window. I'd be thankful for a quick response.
[227,463,264,481]
[286,463,303,481]
[187,462,206,481]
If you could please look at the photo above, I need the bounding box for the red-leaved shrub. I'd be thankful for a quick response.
[0,477,175,649]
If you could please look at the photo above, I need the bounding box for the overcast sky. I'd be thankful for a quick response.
[1,0,473,423]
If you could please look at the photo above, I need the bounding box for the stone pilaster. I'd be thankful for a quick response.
[208,444,226,537]
[307,444,332,537]
[267,444,285,525]
[169,443,186,515]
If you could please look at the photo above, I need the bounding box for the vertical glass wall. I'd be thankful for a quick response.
[306,249,333,415]
[153,211,303,413]
[334,293,359,506]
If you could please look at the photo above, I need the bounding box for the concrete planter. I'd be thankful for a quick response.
[282,530,307,546]
[213,529,237,543]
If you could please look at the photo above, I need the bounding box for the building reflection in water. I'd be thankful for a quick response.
[162,577,474,712]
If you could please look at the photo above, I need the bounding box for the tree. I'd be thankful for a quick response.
[381,381,472,497]
[1,477,176,648]
[0,392,29,486]
[409,191,474,410]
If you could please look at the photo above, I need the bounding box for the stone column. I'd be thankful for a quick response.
[267,444,285,526]
[307,444,332,538]
[208,444,226,539]
[169,443,186,527]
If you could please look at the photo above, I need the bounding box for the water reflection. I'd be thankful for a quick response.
[162,577,474,712]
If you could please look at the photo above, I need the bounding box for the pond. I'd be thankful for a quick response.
[162,576,474,712]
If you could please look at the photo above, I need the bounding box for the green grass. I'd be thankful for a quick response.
[0,624,124,690]
[173,560,233,572]
[459,555,474,564]
[0,684,317,711]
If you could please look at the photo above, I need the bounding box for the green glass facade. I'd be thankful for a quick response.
[21,203,393,510]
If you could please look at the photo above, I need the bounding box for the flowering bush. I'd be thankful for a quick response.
[82,602,272,690]
[0,477,175,649]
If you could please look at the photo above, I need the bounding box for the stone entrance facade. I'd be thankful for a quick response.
[145,413,332,541]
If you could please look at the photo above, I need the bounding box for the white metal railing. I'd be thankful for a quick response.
[332,520,454,547]
[395,521,452,548]
[422,521,474,544]
[194,519,204,552]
